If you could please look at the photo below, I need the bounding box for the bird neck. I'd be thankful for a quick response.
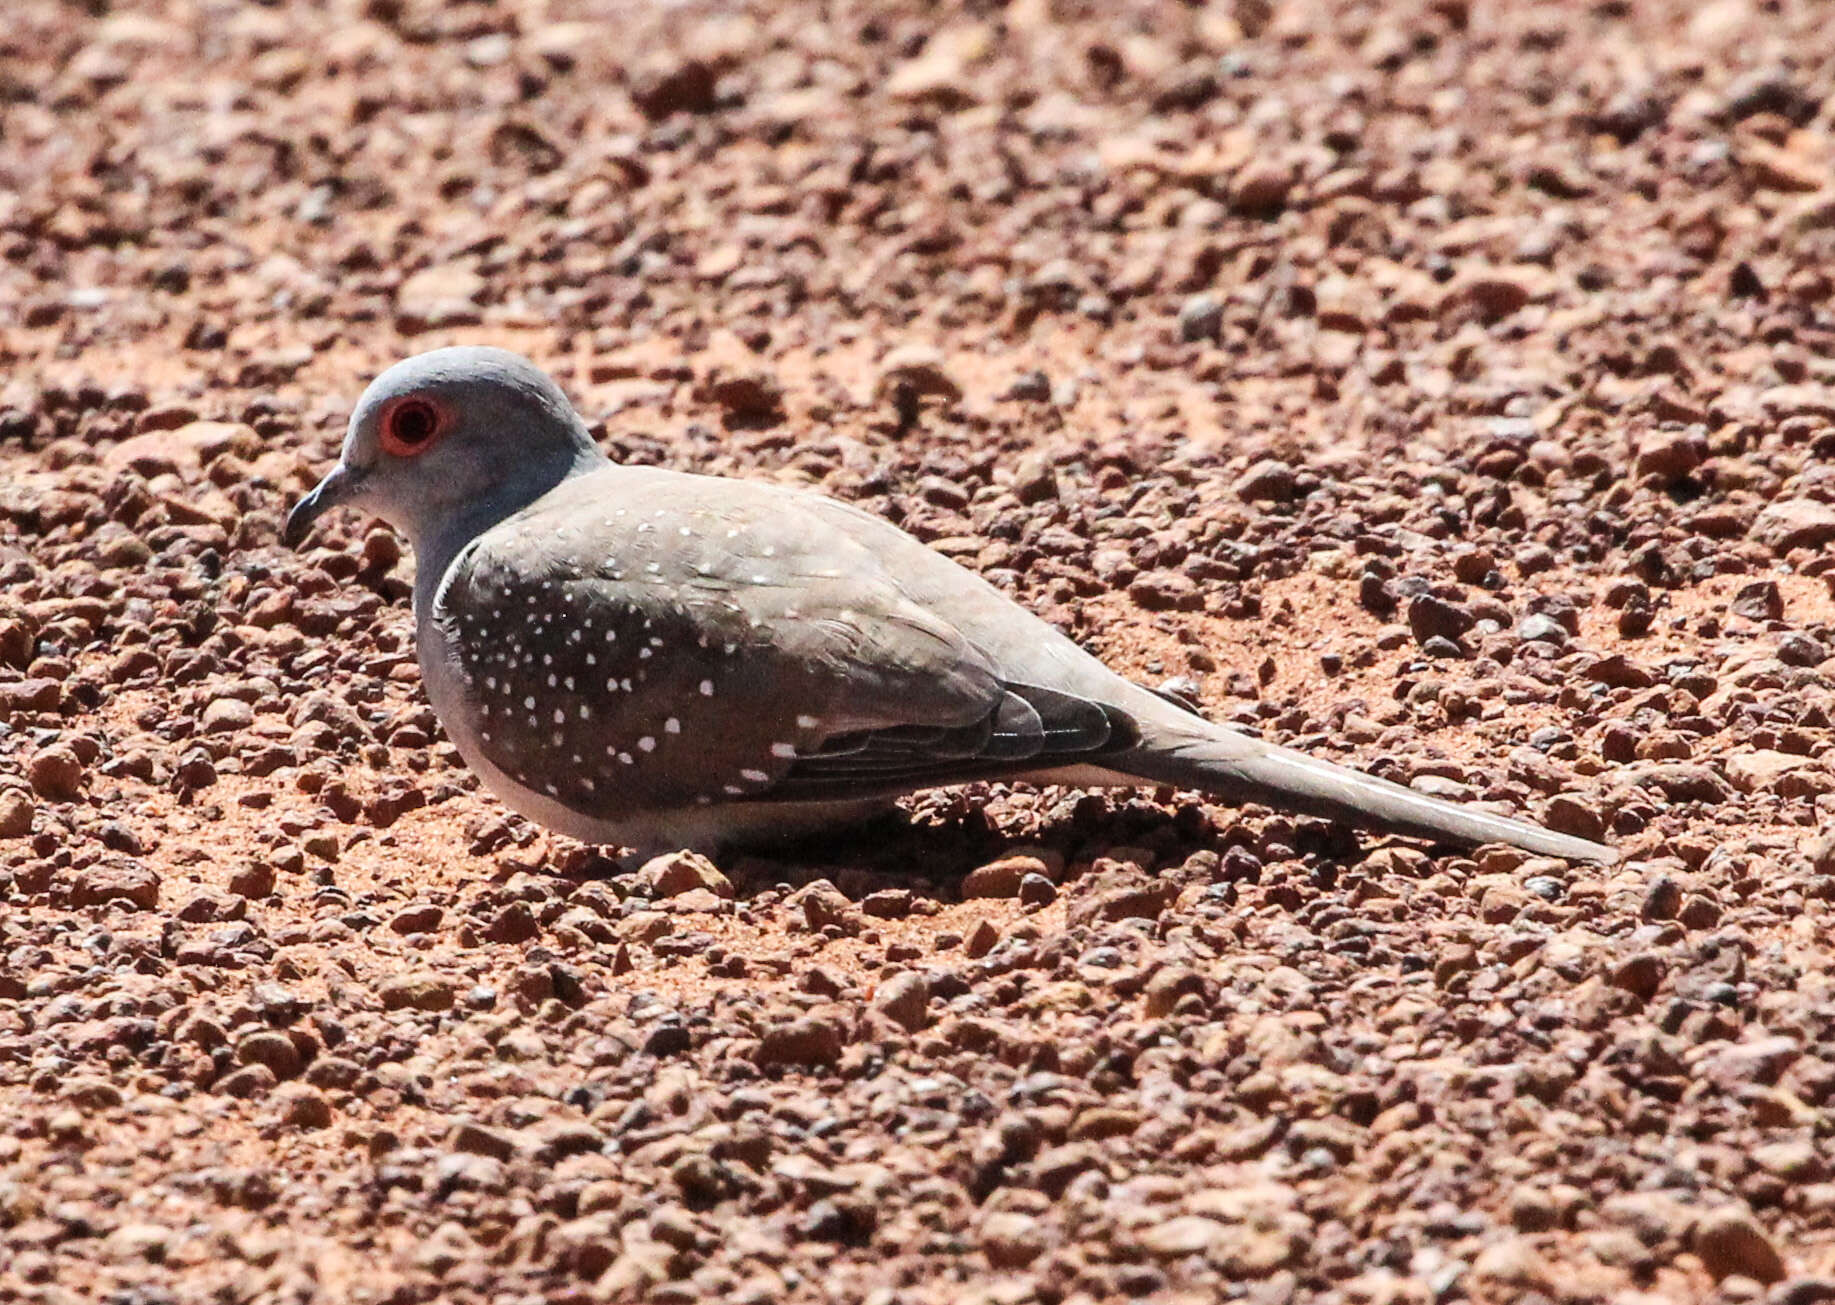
[410,444,608,617]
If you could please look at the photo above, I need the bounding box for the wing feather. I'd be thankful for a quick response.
[438,469,1142,819]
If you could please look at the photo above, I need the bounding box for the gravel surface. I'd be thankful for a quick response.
[5,1,1835,1302]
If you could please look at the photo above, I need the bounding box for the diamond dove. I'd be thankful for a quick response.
[286,347,1616,864]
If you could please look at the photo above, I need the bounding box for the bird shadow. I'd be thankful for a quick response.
[538,788,1375,915]
[697,792,1363,908]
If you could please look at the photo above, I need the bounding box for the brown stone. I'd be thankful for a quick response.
[377,973,457,1012]
[1694,1207,1787,1283]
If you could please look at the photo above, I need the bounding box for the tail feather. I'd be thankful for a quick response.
[1122,726,1617,864]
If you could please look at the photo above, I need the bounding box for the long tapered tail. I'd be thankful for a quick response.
[1118,723,1617,864]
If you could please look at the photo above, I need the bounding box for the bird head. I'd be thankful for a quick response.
[285,346,605,555]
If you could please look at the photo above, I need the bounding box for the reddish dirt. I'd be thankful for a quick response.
[4,1,1835,1302]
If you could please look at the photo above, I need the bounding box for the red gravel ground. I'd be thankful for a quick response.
[5,1,1835,1302]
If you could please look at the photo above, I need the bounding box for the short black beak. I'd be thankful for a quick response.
[284,463,360,549]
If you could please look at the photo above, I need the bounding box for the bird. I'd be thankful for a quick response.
[285,346,1615,865]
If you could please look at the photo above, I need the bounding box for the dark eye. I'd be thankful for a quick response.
[383,398,442,455]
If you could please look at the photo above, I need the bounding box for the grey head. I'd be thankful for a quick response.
[284,346,607,560]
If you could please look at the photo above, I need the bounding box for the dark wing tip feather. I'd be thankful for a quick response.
[769,682,1138,802]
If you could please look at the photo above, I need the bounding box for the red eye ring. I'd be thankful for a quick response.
[381,396,445,457]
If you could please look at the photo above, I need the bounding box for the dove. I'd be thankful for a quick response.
[286,347,1615,864]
